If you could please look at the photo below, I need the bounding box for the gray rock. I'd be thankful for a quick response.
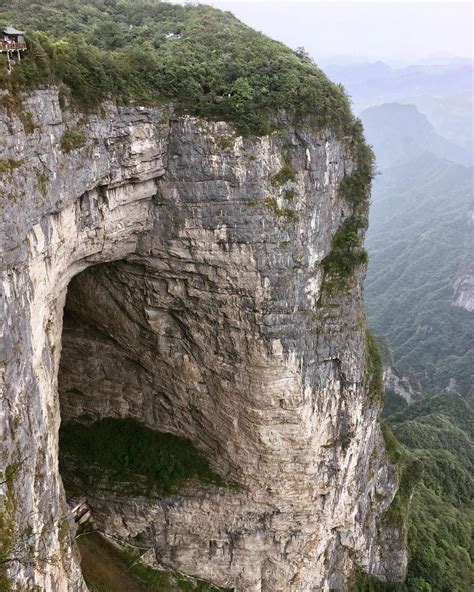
[0,89,406,591]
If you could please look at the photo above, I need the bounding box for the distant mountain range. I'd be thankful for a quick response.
[360,102,472,168]
[329,57,474,592]
[326,59,474,165]
[328,58,474,405]
[325,59,474,104]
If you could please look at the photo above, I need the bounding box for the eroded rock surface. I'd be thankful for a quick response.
[453,262,474,312]
[0,89,405,591]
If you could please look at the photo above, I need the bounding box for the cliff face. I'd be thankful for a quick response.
[0,89,406,591]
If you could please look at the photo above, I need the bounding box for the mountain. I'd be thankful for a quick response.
[327,60,474,165]
[0,0,354,136]
[389,393,473,591]
[356,391,474,592]
[325,60,474,107]
[365,153,474,404]
[360,103,471,168]
[0,2,401,592]
[403,93,474,162]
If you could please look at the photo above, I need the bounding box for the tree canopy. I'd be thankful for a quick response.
[0,0,355,136]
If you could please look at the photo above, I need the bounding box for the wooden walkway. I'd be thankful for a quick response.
[69,497,91,525]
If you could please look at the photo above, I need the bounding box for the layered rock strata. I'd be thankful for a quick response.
[0,89,405,591]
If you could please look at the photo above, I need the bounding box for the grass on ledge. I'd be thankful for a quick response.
[59,417,226,495]
[78,530,232,592]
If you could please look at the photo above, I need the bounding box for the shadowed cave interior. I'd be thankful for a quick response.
[57,261,233,591]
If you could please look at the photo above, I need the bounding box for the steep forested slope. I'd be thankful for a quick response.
[364,153,474,403]
[356,392,474,592]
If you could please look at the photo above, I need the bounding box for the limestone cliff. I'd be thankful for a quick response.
[0,88,406,591]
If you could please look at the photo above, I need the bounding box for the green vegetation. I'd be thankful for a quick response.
[354,392,474,591]
[365,330,384,404]
[78,531,231,591]
[37,171,49,195]
[0,465,17,576]
[339,121,375,208]
[264,197,298,222]
[1,0,356,136]
[270,162,296,186]
[379,422,422,530]
[59,417,226,495]
[365,154,473,403]
[129,560,232,591]
[319,120,374,291]
[60,128,86,152]
[0,159,24,174]
[321,215,369,290]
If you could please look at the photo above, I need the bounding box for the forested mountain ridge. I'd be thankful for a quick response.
[328,50,474,592]
[0,0,356,136]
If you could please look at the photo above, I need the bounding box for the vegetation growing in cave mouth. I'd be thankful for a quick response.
[59,418,226,495]
[1,0,358,136]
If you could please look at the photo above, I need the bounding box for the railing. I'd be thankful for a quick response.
[0,42,27,51]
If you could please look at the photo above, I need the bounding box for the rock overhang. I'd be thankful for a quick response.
[0,88,406,591]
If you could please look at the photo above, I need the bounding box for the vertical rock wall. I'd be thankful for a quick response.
[0,89,405,590]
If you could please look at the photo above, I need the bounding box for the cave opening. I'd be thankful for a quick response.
[56,259,231,591]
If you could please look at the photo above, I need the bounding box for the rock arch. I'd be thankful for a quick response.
[0,90,405,591]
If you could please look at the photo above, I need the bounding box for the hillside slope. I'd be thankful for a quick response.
[356,392,474,591]
[360,103,471,167]
[365,153,474,403]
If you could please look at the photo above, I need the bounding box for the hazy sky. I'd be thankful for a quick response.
[173,1,473,64]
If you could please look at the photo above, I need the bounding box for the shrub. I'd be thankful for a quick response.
[271,162,296,186]
[366,330,384,405]
[60,128,86,152]
[321,215,368,290]
[0,159,24,174]
[264,197,298,222]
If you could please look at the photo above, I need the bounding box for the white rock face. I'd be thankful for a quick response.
[453,264,474,312]
[383,366,420,404]
[0,89,406,591]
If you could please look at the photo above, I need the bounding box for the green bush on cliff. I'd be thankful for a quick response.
[1,0,357,136]
[60,128,86,152]
[318,120,374,292]
[340,120,375,209]
[365,330,384,405]
[320,215,369,291]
